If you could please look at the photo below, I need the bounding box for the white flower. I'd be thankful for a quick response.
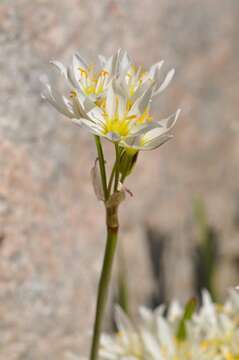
[100,290,239,360]
[73,80,180,149]
[42,49,180,150]
[72,80,159,142]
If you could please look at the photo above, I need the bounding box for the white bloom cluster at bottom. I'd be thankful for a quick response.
[100,290,239,360]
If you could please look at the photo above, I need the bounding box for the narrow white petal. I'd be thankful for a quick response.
[128,85,153,116]
[67,66,80,89]
[104,49,122,75]
[105,84,116,119]
[44,94,72,117]
[140,134,173,150]
[131,80,153,104]
[139,306,154,323]
[50,60,67,78]
[103,55,113,73]
[82,97,98,113]
[158,109,181,129]
[71,95,89,118]
[75,52,88,69]
[111,48,122,75]
[115,306,134,334]
[141,330,164,359]
[113,80,127,120]
[72,118,103,136]
[154,68,175,94]
[126,121,161,141]
[42,84,74,117]
[72,55,81,81]
[87,106,106,126]
[105,132,121,142]
[119,50,131,73]
[121,134,172,151]
[148,60,164,79]
[98,54,106,67]
[156,317,174,353]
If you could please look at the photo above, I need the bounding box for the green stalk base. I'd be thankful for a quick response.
[89,208,119,360]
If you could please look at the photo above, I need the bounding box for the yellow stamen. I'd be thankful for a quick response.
[102,112,131,137]
[99,70,109,77]
[136,109,152,124]
[225,353,239,360]
[79,68,88,77]
[69,90,77,98]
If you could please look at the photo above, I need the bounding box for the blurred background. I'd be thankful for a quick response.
[0,0,239,358]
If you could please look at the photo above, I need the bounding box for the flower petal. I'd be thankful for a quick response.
[42,83,74,117]
[158,108,181,129]
[154,68,175,95]
[75,52,89,69]
[128,84,153,117]
[148,60,164,79]
[72,118,103,136]
[105,83,117,119]
[50,60,68,78]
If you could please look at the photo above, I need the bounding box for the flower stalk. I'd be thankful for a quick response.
[90,204,119,360]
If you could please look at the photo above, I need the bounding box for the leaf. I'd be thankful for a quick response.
[176,297,197,341]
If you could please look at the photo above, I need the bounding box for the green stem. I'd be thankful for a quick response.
[89,207,119,360]
[107,162,116,196]
[114,143,120,192]
[117,243,130,315]
[94,136,108,201]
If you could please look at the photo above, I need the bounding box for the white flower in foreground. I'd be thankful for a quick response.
[100,290,239,360]
[42,49,180,150]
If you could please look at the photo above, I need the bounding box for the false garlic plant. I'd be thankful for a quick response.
[42,49,180,360]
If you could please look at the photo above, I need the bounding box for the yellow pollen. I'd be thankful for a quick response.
[136,109,152,124]
[103,116,130,137]
[69,90,77,98]
[95,98,106,109]
[79,68,88,77]
[84,86,95,96]
[225,353,239,360]
[100,70,109,77]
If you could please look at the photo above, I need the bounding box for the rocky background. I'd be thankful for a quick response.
[0,0,239,358]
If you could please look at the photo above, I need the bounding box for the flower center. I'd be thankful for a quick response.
[78,66,109,96]
[103,116,131,137]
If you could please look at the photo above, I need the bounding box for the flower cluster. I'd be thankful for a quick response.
[42,49,180,152]
[100,290,239,360]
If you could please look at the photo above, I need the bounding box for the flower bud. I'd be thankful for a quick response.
[119,148,139,181]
